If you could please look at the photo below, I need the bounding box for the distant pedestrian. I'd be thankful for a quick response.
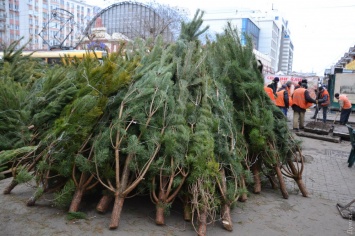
[275,84,289,116]
[291,83,317,131]
[311,86,330,123]
[334,93,352,125]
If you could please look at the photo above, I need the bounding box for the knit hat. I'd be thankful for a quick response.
[273,77,279,82]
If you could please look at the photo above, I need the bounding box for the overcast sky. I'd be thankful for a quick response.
[85,0,355,76]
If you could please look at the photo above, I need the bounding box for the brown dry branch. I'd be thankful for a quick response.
[69,135,99,212]
[3,148,42,194]
[94,89,168,229]
[151,157,188,225]
[267,142,289,199]
[189,178,217,236]
[216,167,239,231]
[281,141,308,197]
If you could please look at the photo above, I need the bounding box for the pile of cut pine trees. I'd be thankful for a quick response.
[0,11,307,236]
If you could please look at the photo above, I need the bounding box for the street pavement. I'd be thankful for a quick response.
[0,107,354,236]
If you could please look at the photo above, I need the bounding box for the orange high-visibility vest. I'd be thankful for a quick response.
[264,86,275,103]
[275,90,286,107]
[320,90,330,107]
[287,87,293,106]
[339,95,352,109]
[292,88,313,109]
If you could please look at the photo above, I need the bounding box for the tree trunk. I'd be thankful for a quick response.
[218,168,233,231]
[109,194,125,229]
[197,206,207,236]
[267,174,278,189]
[69,188,84,212]
[275,165,288,199]
[183,195,192,221]
[251,162,261,194]
[287,160,308,197]
[96,195,113,213]
[239,175,247,202]
[3,179,18,194]
[155,203,165,225]
[221,203,233,231]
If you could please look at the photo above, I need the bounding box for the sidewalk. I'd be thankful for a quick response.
[0,108,354,236]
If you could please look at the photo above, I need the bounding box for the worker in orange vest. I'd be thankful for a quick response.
[311,86,330,123]
[264,77,279,103]
[291,83,317,131]
[264,86,276,103]
[285,81,293,106]
[335,93,352,125]
[275,84,289,116]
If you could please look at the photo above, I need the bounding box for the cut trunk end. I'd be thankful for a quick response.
[155,205,165,225]
[3,180,18,194]
[239,176,248,202]
[96,194,114,213]
[252,164,261,194]
[109,195,125,230]
[197,207,207,236]
[221,204,233,231]
[183,197,192,221]
[275,165,288,199]
[295,178,308,197]
[69,189,84,212]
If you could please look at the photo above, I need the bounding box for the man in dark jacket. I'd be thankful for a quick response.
[292,83,317,131]
[267,77,279,97]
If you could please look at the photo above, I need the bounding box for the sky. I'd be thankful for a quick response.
[85,0,355,76]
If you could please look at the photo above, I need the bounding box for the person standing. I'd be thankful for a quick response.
[275,84,289,116]
[311,86,330,123]
[334,93,352,125]
[264,86,276,103]
[291,83,317,131]
[294,79,308,90]
[264,77,279,103]
[267,77,279,97]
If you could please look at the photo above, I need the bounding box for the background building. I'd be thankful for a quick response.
[203,8,293,75]
[0,0,98,50]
